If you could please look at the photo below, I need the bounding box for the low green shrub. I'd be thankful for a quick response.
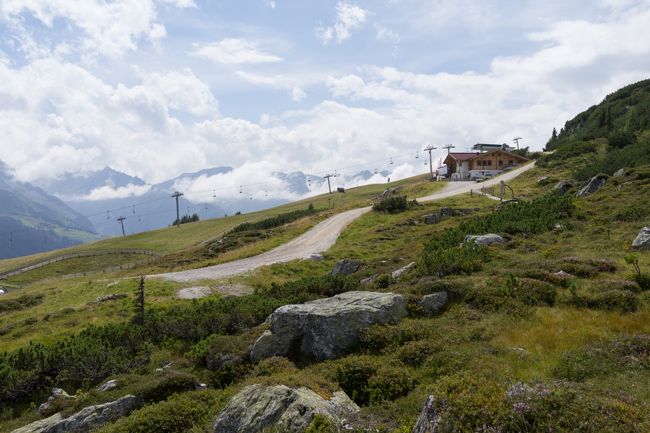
[262,275,359,302]
[97,390,228,433]
[514,278,557,306]
[372,195,410,213]
[583,290,639,312]
[230,204,318,233]
[419,244,489,277]
[136,370,198,403]
[253,356,298,377]
[305,414,338,433]
[0,293,44,312]
[464,287,532,318]
[634,273,650,291]
[553,335,650,381]
[332,356,415,406]
[360,321,428,351]
[397,340,438,366]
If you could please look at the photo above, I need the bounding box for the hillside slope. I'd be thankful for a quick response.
[0,161,98,259]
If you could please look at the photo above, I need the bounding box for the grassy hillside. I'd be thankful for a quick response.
[1,84,649,432]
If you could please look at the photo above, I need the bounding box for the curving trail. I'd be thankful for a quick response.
[155,163,535,283]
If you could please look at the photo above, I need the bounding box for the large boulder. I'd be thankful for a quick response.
[552,180,574,196]
[13,396,140,433]
[249,291,407,362]
[464,234,505,246]
[412,395,443,433]
[576,174,608,197]
[213,384,359,433]
[331,259,361,276]
[423,214,441,225]
[632,227,650,250]
[421,292,448,316]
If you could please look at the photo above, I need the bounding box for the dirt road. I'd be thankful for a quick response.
[155,163,534,283]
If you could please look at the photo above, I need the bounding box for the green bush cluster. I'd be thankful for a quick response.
[574,137,650,181]
[372,195,410,213]
[0,293,44,312]
[553,335,650,381]
[564,289,639,312]
[172,213,200,226]
[332,356,416,405]
[0,323,151,411]
[97,390,228,433]
[230,204,317,233]
[431,373,645,433]
[419,193,574,277]
[261,274,359,303]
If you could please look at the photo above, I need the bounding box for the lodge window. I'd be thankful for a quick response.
[498,160,503,165]
[509,160,514,164]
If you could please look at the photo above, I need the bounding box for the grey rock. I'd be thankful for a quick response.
[412,395,442,433]
[632,227,650,250]
[576,174,608,197]
[391,262,417,280]
[613,168,626,177]
[423,214,440,224]
[0,289,5,295]
[552,180,574,196]
[537,176,550,185]
[421,292,448,316]
[96,379,119,392]
[331,259,362,276]
[197,383,208,390]
[213,384,359,433]
[250,291,407,362]
[11,414,63,433]
[360,275,376,285]
[42,395,141,433]
[15,396,141,433]
[309,253,324,260]
[439,207,456,217]
[464,234,505,246]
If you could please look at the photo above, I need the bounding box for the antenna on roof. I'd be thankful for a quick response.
[513,137,522,149]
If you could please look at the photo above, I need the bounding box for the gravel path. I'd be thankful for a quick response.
[155,163,534,283]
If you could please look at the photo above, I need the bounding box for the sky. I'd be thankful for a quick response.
[1,0,650,198]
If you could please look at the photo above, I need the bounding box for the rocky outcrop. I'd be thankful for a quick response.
[552,180,574,196]
[213,384,359,433]
[421,292,448,316]
[392,262,416,280]
[613,168,626,177]
[331,259,361,276]
[249,291,407,362]
[13,395,140,433]
[464,234,505,246]
[11,414,63,433]
[412,395,442,433]
[576,174,608,197]
[632,227,650,250]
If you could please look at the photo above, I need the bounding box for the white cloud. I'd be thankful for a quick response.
[264,0,277,9]
[316,2,368,44]
[70,183,152,201]
[0,0,190,58]
[191,38,283,64]
[141,70,219,116]
[236,71,308,101]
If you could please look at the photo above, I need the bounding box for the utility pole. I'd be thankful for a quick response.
[171,191,184,227]
[117,216,126,237]
[323,173,336,194]
[513,137,522,149]
[442,144,455,154]
[424,145,437,180]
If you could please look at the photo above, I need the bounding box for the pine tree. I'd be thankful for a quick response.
[551,127,558,141]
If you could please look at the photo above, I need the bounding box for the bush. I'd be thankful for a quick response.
[0,293,44,312]
[373,195,409,213]
[360,321,428,351]
[583,290,639,312]
[397,340,438,366]
[262,275,359,302]
[230,205,318,233]
[136,371,198,403]
[464,287,532,318]
[514,278,557,306]
[553,335,650,381]
[419,244,489,277]
[332,356,415,405]
[634,273,650,291]
[97,390,227,433]
[608,130,637,149]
